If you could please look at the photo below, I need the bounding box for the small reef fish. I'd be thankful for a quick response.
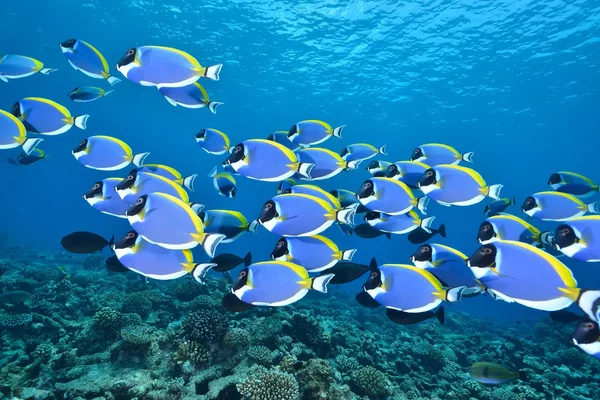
[287,120,344,147]
[84,178,130,218]
[294,147,359,180]
[367,160,392,175]
[72,136,149,171]
[60,39,121,85]
[270,235,356,272]
[208,167,237,198]
[484,197,516,217]
[365,210,434,235]
[386,307,445,326]
[410,143,474,166]
[12,97,89,135]
[554,216,600,262]
[353,223,391,239]
[356,177,429,216]
[159,82,223,113]
[197,210,256,243]
[61,231,114,254]
[211,252,252,273]
[408,224,447,244]
[548,171,599,198]
[7,148,48,166]
[340,143,387,165]
[196,128,230,155]
[522,192,600,221]
[385,161,430,189]
[0,54,56,82]
[68,86,114,103]
[133,164,197,191]
[469,362,526,385]
[115,171,192,204]
[477,213,545,246]
[322,262,370,285]
[0,110,42,155]
[267,131,300,152]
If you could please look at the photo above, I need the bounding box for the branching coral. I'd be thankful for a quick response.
[93,307,124,331]
[182,310,229,344]
[351,366,390,399]
[237,366,300,400]
[247,345,273,365]
[173,340,210,365]
[120,324,155,345]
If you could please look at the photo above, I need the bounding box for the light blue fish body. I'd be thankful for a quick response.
[341,143,387,164]
[115,237,192,280]
[482,214,541,245]
[208,167,237,198]
[60,39,120,85]
[282,184,340,208]
[73,135,149,171]
[0,110,41,154]
[388,161,430,189]
[555,216,600,262]
[133,164,197,190]
[366,211,431,235]
[196,128,230,155]
[268,131,300,152]
[294,147,358,180]
[411,143,473,166]
[523,192,600,221]
[288,120,344,147]
[116,172,189,204]
[358,177,427,216]
[272,236,356,272]
[159,82,222,113]
[84,177,130,218]
[69,86,113,102]
[12,97,89,136]
[410,244,479,292]
[0,55,56,81]
[198,210,252,243]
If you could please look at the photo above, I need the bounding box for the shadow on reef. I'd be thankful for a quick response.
[0,242,599,399]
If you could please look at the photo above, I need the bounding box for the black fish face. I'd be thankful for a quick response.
[477,221,496,243]
[410,244,433,262]
[554,224,578,249]
[232,268,249,291]
[418,168,437,187]
[116,170,138,191]
[195,129,206,140]
[329,189,339,198]
[258,200,277,223]
[224,143,245,165]
[266,134,274,141]
[270,238,289,259]
[197,211,206,223]
[287,124,298,138]
[114,230,138,250]
[73,139,88,153]
[573,318,600,344]
[126,194,148,217]
[364,211,381,221]
[466,244,497,268]
[363,268,382,290]
[548,173,562,185]
[84,181,103,199]
[117,48,136,68]
[367,160,380,171]
[385,164,399,178]
[61,39,76,49]
[410,147,423,161]
[521,196,537,212]
[356,180,374,199]
[340,147,349,158]
[11,102,21,118]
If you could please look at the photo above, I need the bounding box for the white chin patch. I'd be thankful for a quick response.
[261,218,277,232]
[73,150,86,159]
[419,184,435,195]
[412,260,429,269]
[524,207,540,217]
[114,247,134,258]
[85,196,103,206]
[360,195,375,205]
[470,267,491,280]
[117,62,136,78]
[117,188,135,200]
[560,243,586,258]
[230,159,247,171]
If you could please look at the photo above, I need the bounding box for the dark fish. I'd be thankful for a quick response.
[61,232,114,254]
[222,292,254,312]
[105,255,129,273]
[354,223,391,239]
[557,183,598,197]
[484,197,516,217]
[211,252,251,272]
[386,307,445,325]
[0,291,35,304]
[470,362,526,384]
[322,262,370,284]
[549,310,583,324]
[355,291,381,307]
[407,224,446,244]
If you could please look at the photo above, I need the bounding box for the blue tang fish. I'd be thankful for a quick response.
[113,230,216,283]
[197,209,256,243]
[277,179,297,195]
[12,97,89,136]
[116,46,222,87]
[365,210,435,235]
[267,131,300,152]
[572,318,600,361]
[554,216,600,262]
[0,110,42,155]
[84,178,130,218]
[115,171,192,204]
[548,171,599,198]
[208,166,237,198]
[280,184,340,208]
[477,213,545,246]
[60,39,121,85]
[68,86,114,103]
[159,82,223,113]
[254,193,358,237]
[484,197,515,217]
[223,139,313,182]
[384,160,430,189]
[196,128,230,155]
[126,193,225,255]
[418,165,503,207]
[133,164,197,191]
[341,143,387,165]
[410,143,474,166]
[270,235,356,272]
[7,148,49,166]
[356,177,429,216]
[521,192,600,221]
[294,147,359,180]
[466,241,577,311]
[0,54,56,82]
[288,120,344,147]
[72,136,150,171]
[367,160,392,175]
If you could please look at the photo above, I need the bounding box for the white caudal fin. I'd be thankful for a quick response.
[296,162,314,178]
[132,152,150,167]
[204,64,223,81]
[248,219,260,233]
[183,174,198,191]
[587,202,600,214]
[417,196,430,214]
[462,151,474,163]
[341,249,357,261]
[332,125,345,138]
[207,166,218,178]
[0,75,7,82]
[311,274,335,293]
[189,203,205,214]
[487,184,503,200]
[21,138,43,155]
[207,101,223,114]
[336,203,359,225]
[201,233,226,258]
[74,114,90,130]
[39,68,57,75]
[346,160,361,170]
[378,145,387,155]
[447,286,467,302]
[106,75,122,86]
[191,263,217,284]
[420,216,436,234]
[103,90,115,97]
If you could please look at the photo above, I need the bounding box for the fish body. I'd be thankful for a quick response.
[0,54,56,81]
[385,161,430,189]
[554,216,600,262]
[267,131,300,152]
[60,39,121,85]
[469,362,524,385]
[367,160,392,175]
[353,223,391,239]
[72,135,149,171]
[477,214,542,245]
[277,179,297,195]
[116,171,189,204]
[159,82,222,113]
[133,164,196,190]
[357,177,428,215]
[8,148,49,166]
[329,189,367,211]
[196,128,230,155]
[484,197,515,217]
[294,147,357,180]
[0,110,42,155]
[410,143,473,166]
[61,231,113,254]
[549,171,598,198]
[281,184,341,208]
[12,97,89,135]
[208,167,237,198]
[418,165,502,207]
[323,262,370,284]
[407,224,447,244]
[522,192,600,221]
[270,235,356,272]
[198,209,254,243]
[572,318,600,361]
[68,86,114,102]
[211,252,252,272]
[341,143,387,164]
[365,210,434,235]
[287,120,343,147]
[116,45,222,87]
[84,177,130,218]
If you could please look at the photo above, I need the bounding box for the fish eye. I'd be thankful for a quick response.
[240,271,247,277]
[93,184,100,189]
[586,323,594,329]
[484,248,492,254]
[127,233,135,238]
[427,171,434,177]
[370,272,377,278]
[235,145,242,152]
[365,182,372,188]
[127,49,135,55]
[560,228,570,235]
[136,198,143,204]
[79,140,85,146]
[277,240,285,247]
[483,225,490,231]
[421,246,429,252]
[265,203,272,209]
[127,175,134,180]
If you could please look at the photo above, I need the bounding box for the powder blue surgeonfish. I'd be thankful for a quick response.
[341,143,387,165]
[196,128,230,155]
[554,216,600,262]
[7,148,49,166]
[267,131,300,152]
[294,148,359,180]
[522,192,600,222]
[72,136,150,171]
[466,240,578,311]
[68,86,114,103]
[418,165,503,207]
[113,230,217,283]
[270,235,357,272]
[84,178,130,218]
[476,213,547,246]
[197,209,256,243]
[410,143,474,166]
[571,318,600,361]
[208,167,237,198]
[125,193,226,255]
[253,193,358,237]
[384,161,430,189]
[60,39,121,85]
[115,171,193,204]
[223,139,313,182]
[159,82,223,113]
[12,97,89,136]
[116,46,222,87]
[280,184,340,208]
[0,110,42,155]
[0,54,56,82]
[287,120,344,147]
[223,260,335,311]
[367,160,392,176]
[365,210,435,235]
[133,164,197,191]
[356,177,429,216]
[548,171,599,198]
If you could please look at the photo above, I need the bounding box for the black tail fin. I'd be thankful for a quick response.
[435,306,445,325]
[243,252,252,266]
[438,224,447,238]
[519,370,526,381]
[385,233,392,239]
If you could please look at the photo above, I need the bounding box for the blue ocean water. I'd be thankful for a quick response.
[1,0,599,331]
